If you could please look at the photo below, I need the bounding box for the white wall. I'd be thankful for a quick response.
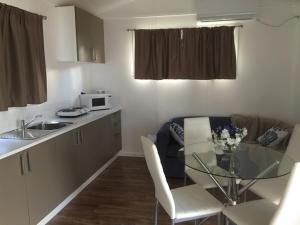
[0,0,298,156]
[290,2,300,123]
[86,4,297,155]
[0,0,89,134]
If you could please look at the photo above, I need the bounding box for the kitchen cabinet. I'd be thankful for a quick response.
[76,112,122,182]
[107,111,122,159]
[26,129,80,225]
[0,153,29,225]
[0,110,121,225]
[55,6,105,63]
[76,118,108,181]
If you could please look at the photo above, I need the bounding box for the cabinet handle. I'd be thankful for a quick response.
[90,48,96,62]
[92,48,96,61]
[79,130,84,144]
[19,154,25,176]
[26,152,32,172]
[76,131,80,145]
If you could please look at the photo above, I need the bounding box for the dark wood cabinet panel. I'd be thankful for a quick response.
[26,130,80,225]
[76,112,122,182]
[77,116,109,181]
[0,153,29,225]
[75,7,105,63]
[109,111,122,158]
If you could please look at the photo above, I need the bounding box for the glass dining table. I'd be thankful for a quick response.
[178,143,294,206]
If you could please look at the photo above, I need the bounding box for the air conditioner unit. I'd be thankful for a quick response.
[197,12,256,23]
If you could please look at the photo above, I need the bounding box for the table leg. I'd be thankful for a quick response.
[231,177,238,205]
[192,153,235,205]
[227,177,231,197]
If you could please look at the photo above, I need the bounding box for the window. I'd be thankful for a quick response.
[134,27,236,80]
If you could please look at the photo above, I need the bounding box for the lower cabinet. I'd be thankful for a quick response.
[0,110,122,225]
[75,111,122,182]
[26,129,80,225]
[76,117,109,182]
[0,153,30,225]
[109,111,122,158]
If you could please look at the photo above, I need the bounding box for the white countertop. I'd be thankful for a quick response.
[0,106,122,161]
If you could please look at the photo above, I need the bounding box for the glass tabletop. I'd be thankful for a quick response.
[178,143,294,180]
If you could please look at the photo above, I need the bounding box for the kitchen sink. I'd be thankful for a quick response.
[28,121,73,130]
[0,121,73,140]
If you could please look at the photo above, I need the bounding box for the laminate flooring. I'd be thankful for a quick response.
[49,157,259,225]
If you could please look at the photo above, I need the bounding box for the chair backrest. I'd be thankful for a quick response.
[285,124,300,162]
[271,162,300,225]
[184,117,212,154]
[141,136,175,219]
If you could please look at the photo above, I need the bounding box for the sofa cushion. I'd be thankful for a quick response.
[166,141,183,158]
[231,114,259,142]
[231,114,293,150]
[209,116,232,131]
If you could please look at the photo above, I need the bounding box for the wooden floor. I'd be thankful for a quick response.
[49,157,256,225]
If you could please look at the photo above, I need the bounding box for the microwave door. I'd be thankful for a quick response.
[92,98,105,106]
[91,97,108,110]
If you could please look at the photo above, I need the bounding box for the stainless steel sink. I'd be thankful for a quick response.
[0,121,73,140]
[28,122,73,130]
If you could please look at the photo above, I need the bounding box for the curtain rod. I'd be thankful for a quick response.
[0,3,47,20]
[127,25,243,31]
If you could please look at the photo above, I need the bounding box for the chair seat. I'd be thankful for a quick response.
[241,176,288,205]
[223,199,277,225]
[186,168,228,189]
[171,184,223,222]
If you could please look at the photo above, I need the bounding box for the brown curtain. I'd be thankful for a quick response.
[134,29,181,80]
[0,3,47,111]
[134,26,236,80]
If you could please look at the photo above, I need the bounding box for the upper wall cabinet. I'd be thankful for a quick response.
[55,6,105,63]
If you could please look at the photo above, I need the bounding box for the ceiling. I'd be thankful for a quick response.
[44,0,296,19]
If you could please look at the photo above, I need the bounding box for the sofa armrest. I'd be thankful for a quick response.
[155,122,172,161]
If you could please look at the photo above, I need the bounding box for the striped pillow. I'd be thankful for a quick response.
[170,122,184,146]
[257,127,288,147]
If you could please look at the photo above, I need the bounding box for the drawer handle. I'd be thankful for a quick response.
[76,131,80,145]
[19,155,25,176]
[79,131,83,144]
[26,152,32,172]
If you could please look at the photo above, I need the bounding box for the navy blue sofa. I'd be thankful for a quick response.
[155,116,232,178]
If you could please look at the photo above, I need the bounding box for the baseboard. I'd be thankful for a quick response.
[118,150,144,157]
[37,153,120,225]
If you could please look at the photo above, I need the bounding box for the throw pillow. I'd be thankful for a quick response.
[170,122,184,146]
[257,127,288,147]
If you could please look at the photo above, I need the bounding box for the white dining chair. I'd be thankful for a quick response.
[223,162,300,225]
[141,136,223,225]
[184,117,228,189]
[244,124,300,204]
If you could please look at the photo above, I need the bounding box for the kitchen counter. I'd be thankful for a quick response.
[0,106,121,160]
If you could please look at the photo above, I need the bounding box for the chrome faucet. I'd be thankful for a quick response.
[20,114,43,137]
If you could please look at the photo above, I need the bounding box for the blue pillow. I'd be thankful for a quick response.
[170,122,184,146]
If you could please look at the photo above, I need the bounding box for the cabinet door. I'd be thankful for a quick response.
[92,16,105,63]
[0,153,29,225]
[77,117,108,181]
[109,111,122,157]
[26,130,80,225]
[75,7,105,63]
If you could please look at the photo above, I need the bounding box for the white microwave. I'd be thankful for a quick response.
[80,94,112,111]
